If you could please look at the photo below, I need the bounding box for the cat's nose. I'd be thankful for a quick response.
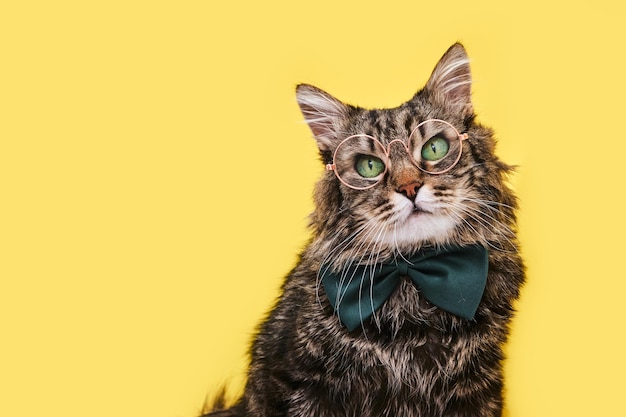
[397,182,422,200]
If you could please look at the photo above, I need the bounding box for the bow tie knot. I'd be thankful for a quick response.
[321,244,489,331]
[397,261,410,276]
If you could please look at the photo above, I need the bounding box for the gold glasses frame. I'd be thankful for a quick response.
[325,118,469,190]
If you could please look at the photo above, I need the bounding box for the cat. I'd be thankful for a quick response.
[203,43,525,417]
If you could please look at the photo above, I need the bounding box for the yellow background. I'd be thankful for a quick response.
[2,1,625,416]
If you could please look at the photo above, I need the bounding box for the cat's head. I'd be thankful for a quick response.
[297,43,516,266]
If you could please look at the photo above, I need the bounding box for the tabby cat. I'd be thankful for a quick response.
[204,43,525,417]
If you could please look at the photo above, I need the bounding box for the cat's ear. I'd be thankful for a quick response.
[296,84,348,151]
[424,43,473,117]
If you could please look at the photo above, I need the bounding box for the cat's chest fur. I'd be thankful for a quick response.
[276,270,488,416]
[320,298,456,389]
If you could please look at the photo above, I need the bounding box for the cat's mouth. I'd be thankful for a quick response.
[411,204,431,215]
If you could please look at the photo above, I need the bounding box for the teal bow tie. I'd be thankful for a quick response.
[321,244,489,331]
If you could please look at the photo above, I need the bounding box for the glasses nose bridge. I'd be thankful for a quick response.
[385,138,410,156]
[385,138,415,169]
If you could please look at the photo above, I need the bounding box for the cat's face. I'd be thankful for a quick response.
[297,44,515,266]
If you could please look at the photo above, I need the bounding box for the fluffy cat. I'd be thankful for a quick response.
[204,43,525,417]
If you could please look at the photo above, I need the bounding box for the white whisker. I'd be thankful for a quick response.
[446,199,518,253]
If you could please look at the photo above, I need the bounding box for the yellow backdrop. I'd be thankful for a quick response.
[2,1,625,417]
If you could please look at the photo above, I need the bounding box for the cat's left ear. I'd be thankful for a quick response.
[424,43,473,117]
[296,84,348,151]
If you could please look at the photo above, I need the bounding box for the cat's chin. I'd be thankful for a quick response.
[389,194,458,250]
[395,212,457,248]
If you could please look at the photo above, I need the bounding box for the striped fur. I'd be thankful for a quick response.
[204,43,525,417]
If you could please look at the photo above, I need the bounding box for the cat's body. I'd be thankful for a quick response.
[205,44,524,417]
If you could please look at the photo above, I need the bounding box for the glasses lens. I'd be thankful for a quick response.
[410,120,463,173]
[333,135,387,189]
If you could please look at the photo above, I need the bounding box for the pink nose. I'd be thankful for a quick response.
[397,182,422,200]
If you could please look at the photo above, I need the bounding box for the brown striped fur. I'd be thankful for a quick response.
[203,43,525,417]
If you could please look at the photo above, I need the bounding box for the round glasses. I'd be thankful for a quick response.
[325,119,469,190]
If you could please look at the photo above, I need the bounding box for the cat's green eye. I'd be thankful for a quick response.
[421,136,450,161]
[355,155,385,178]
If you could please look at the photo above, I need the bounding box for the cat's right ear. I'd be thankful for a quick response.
[296,84,348,151]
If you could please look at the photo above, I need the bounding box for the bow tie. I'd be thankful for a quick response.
[320,244,489,331]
